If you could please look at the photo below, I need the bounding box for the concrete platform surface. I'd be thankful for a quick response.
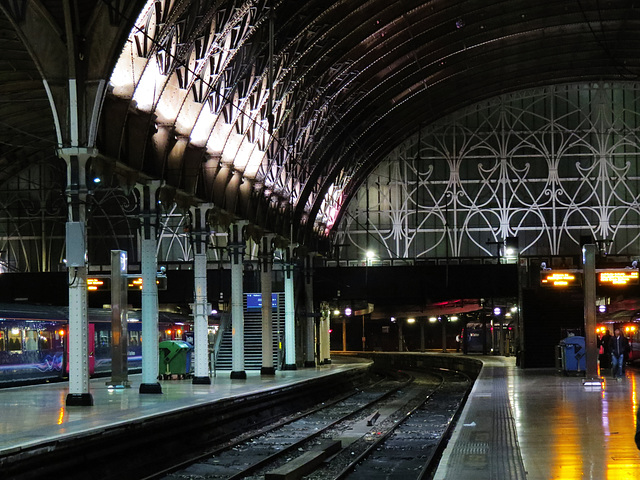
[434,356,640,480]
[0,359,368,456]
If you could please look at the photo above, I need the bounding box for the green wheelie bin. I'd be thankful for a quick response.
[159,340,193,379]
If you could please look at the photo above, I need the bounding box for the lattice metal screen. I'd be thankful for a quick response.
[337,83,640,260]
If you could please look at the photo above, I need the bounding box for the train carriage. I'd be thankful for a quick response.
[0,304,191,386]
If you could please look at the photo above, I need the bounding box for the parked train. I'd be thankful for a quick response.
[460,322,493,354]
[0,303,191,386]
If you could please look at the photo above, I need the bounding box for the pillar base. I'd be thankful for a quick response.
[260,366,276,375]
[66,393,94,406]
[139,382,163,394]
[192,376,212,385]
[230,370,247,379]
[283,363,297,371]
[304,361,316,368]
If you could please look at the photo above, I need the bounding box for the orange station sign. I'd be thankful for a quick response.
[597,269,639,286]
[540,271,581,287]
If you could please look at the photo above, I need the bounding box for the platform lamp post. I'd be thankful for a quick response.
[344,307,352,352]
[429,316,438,351]
[338,309,347,352]
[442,315,458,352]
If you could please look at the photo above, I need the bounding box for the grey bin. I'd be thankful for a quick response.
[159,340,193,380]
[559,336,586,374]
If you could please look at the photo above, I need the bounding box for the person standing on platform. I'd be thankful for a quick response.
[599,329,612,368]
[609,328,629,380]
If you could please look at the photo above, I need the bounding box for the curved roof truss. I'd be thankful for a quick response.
[3,0,640,251]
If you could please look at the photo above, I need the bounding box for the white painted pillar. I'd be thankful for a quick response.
[140,182,162,394]
[193,206,211,384]
[260,235,275,375]
[283,246,297,370]
[61,148,93,406]
[229,221,247,379]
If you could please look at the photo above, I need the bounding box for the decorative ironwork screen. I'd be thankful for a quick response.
[337,83,640,260]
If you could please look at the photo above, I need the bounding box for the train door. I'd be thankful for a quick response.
[65,323,96,375]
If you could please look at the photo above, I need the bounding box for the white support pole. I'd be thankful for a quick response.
[61,149,93,406]
[193,251,210,383]
[140,182,162,394]
[260,235,275,375]
[193,205,211,384]
[283,246,297,370]
[229,222,247,379]
[67,247,91,405]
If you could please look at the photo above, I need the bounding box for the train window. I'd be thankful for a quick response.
[24,330,38,351]
[8,328,22,351]
[129,330,140,346]
[97,329,110,348]
[38,331,52,350]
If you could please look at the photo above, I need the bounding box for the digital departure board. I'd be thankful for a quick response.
[87,278,108,291]
[597,269,639,286]
[540,271,581,287]
[127,277,168,290]
[86,276,167,291]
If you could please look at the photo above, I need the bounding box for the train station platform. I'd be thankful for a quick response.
[434,356,640,480]
[0,358,369,457]
[2,354,640,479]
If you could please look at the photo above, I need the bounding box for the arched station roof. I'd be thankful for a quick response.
[1,0,640,249]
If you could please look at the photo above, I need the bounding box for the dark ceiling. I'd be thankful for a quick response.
[1,0,640,248]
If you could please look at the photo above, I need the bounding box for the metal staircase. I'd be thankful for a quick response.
[214,293,284,371]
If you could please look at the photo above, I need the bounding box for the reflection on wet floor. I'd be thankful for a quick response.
[0,361,367,453]
[2,356,640,480]
[513,365,640,480]
[436,357,640,480]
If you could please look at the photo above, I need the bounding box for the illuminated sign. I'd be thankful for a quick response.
[246,293,278,309]
[597,269,639,286]
[128,277,143,290]
[540,271,581,287]
[127,277,168,291]
[87,278,109,291]
[87,276,167,291]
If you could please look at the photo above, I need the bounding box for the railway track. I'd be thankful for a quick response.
[154,367,471,480]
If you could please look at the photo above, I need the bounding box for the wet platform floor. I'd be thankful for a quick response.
[434,356,640,480]
[2,355,640,479]
[0,359,368,456]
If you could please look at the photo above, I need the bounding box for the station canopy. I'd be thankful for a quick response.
[2,0,640,248]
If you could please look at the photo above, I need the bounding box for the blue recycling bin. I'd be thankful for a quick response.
[559,335,586,373]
